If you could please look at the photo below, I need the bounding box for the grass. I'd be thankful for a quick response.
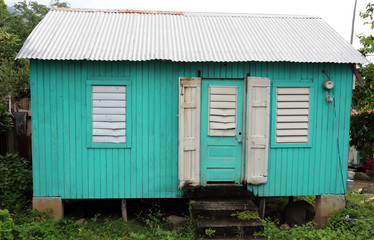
[0,207,196,240]
[256,190,374,240]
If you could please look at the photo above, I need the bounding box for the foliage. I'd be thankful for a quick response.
[0,99,13,133]
[0,207,196,240]
[256,191,374,240]
[350,112,374,162]
[204,228,215,238]
[0,153,32,213]
[0,0,69,101]
[0,209,16,240]
[349,3,374,165]
[231,210,260,221]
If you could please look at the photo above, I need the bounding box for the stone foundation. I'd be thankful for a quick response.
[33,197,64,220]
[315,194,345,228]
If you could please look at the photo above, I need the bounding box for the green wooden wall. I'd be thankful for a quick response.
[30,60,351,198]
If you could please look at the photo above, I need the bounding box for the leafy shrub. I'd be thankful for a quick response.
[0,99,12,133]
[0,153,32,213]
[350,112,374,163]
[257,192,374,240]
[0,209,16,240]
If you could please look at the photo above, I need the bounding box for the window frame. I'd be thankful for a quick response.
[270,81,315,148]
[86,78,132,149]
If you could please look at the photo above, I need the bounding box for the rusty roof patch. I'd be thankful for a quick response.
[51,8,183,15]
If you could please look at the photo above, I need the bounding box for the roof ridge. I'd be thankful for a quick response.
[51,8,320,18]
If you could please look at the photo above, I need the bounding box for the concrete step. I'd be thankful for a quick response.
[193,199,258,212]
[192,198,263,238]
[190,185,252,199]
[196,217,263,238]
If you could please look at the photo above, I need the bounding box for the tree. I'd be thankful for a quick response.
[0,0,69,101]
[350,3,374,163]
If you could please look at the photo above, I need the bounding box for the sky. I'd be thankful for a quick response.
[4,0,373,49]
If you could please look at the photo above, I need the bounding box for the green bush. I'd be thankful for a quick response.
[0,153,32,213]
[0,209,16,240]
[257,192,374,240]
[0,99,13,133]
[0,208,196,240]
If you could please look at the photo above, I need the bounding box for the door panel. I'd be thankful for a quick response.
[201,80,244,184]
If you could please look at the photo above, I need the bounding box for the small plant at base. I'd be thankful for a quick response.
[205,228,216,238]
[231,210,260,220]
[236,225,244,239]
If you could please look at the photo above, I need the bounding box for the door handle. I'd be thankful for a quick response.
[237,132,242,144]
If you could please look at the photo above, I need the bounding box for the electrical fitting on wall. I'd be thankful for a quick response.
[322,70,334,102]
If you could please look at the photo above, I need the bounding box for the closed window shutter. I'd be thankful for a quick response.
[276,87,310,143]
[92,86,126,143]
[208,86,237,136]
[245,77,270,185]
[178,78,201,189]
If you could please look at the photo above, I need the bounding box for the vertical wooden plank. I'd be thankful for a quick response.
[319,64,328,194]
[340,64,351,194]
[154,61,161,198]
[136,62,143,198]
[166,62,173,197]
[325,66,334,194]
[100,150,106,197]
[55,61,64,196]
[306,64,316,195]
[38,60,46,196]
[94,149,100,198]
[120,148,126,198]
[107,149,113,198]
[75,61,83,199]
[315,63,323,195]
[160,61,167,197]
[130,62,137,198]
[112,150,119,198]
[49,61,58,196]
[69,61,77,198]
[172,62,179,197]
[43,61,52,195]
[143,61,149,197]
[81,61,89,198]
[31,61,40,196]
[61,61,70,198]
[149,61,156,196]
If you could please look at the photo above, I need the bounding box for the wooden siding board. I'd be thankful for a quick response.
[149,61,155,197]
[30,61,39,196]
[142,61,149,197]
[76,62,83,198]
[154,61,161,198]
[160,61,167,196]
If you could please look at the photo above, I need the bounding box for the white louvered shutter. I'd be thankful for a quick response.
[276,87,310,143]
[178,78,201,189]
[92,86,126,143]
[208,86,237,136]
[246,77,270,185]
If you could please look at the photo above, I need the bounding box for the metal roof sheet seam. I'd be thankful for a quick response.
[16,8,370,64]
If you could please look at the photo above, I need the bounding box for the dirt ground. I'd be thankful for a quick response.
[353,180,374,190]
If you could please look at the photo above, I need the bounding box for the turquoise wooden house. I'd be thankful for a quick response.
[16,8,369,219]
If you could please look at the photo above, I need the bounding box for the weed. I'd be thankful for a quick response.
[205,228,216,238]
[235,225,244,239]
[231,210,260,220]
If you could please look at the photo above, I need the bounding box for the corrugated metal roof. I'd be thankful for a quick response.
[16,8,369,63]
